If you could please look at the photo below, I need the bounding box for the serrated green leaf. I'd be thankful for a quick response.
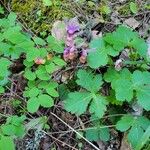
[47,35,64,53]
[86,126,110,141]
[3,27,27,44]
[28,87,40,97]
[89,95,107,118]
[38,94,54,107]
[116,115,134,132]
[76,70,103,92]
[8,12,17,26]
[14,125,25,137]
[24,70,36,81]
[45,63,56,73]
[23,60,34,67]
[0,136,15,150]
[87,38,108,68]
[36,66,50,80]
[27,97,40,113]
[128,125,144,148]
[53,57,66,66]
[135,126,150,150]
[130,2,138,14]
[46,87,59,97]
[64,92,92,115]
[104,25,147,58]
[136,86,150,111]
[1,124,16,136]
[26,48,40,62]
[33,37,46,46]
[115,79,133,101]
[132,71,150,110]
[130,37,148,57]
[136,116,150,130]
[38,81,49,89]
[104,68,120,83]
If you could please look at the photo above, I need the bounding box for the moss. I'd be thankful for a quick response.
[11,0,74,36]
[117,2,131,16]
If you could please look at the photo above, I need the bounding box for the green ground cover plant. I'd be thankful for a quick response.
[0,11,150,150]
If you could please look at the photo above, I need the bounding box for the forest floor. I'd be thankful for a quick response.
[0,0,150,150]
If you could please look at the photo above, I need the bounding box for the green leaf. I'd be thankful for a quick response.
[1,124,16,136]
[89,95,107,118]
[36,66,50,80]
[0,5,4,14]
[87,38,108,68]
[46,87,59,97]
[0,86,4,94]
[47,35,64,53]
[135,126,150,150]
[136,116,150,130]
[27,97,40,113]
[104,68,120,83]
[14,126,25,137]
[132,71,150,110]
[136,86,150,111]
[86,126,110,141]
[43,0,52,6]
[23,59,34,67]
[45,63,56,73]
[24,70,36,81]
[128,125,144,148]
[28,87,40,98]
[7,12,17,26]
[130,2,138,14]
[33,37,46,46]
[64,92,92,115]
[104,68,132,89]
[103,25,147,58]
[114,79,133,102]
[116,115,150,149]
[53,57,66,66]
[0,58,11,68]
[116,115,134,132]
[3,27,27,44]
[130,37,148,57]
[26,48,40,62]
[76,70,103,92]
[38,94,54,107]
[0,136,15,150]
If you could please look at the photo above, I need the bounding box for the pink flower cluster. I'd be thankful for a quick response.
[63,20,79,61]
[63,18,88,63]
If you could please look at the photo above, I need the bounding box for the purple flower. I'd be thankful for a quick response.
[67,24,80,34]
[81,49,87,57]
[67,18,80,34]
[64,47,70,55]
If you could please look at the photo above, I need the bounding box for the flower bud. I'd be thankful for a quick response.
[63,47,70,61]
[79,49,87,63]
[69,52,76,60]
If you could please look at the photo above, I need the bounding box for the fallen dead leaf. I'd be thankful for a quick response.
[51,20,66,41]
[124,17,140,29]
